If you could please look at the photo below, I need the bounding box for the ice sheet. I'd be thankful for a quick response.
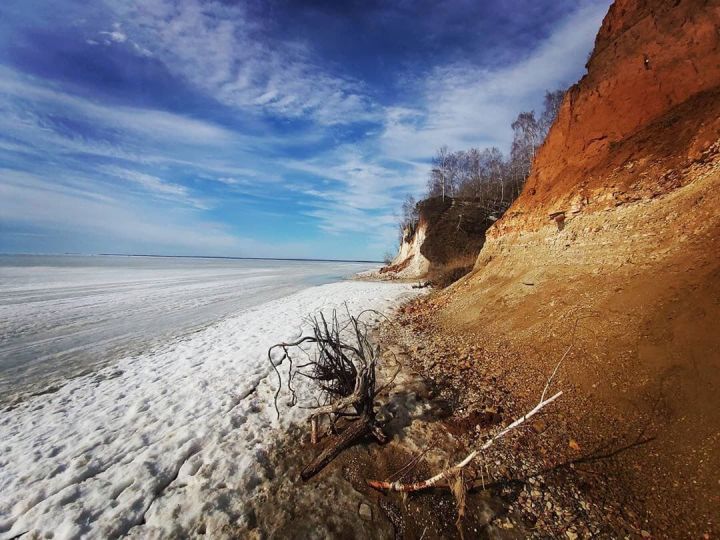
[0,255,378,398]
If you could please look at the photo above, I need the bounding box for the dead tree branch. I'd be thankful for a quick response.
[366,390,562,492]
[268,307,391,480]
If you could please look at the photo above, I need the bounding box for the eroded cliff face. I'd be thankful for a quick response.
[492,0,720,236]
[382,197,494,281]
[383,222,430,279]
[433,0,720,535]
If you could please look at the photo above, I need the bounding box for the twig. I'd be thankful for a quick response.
[385,448,429,482]
[366,391,562,492]
[541,343,571,402]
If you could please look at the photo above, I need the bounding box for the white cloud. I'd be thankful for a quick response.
[0,169,238,253]
[102,0,379,125]
[92,22,154,55]
[284,146,425,248]
[99,30,127,43]
[379,0,609,161]
[100,165,213,210]
[0,68,301,219]
[0,67,235,145]
[0,67,297,191]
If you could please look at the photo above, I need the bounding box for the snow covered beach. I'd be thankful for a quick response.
[0,257,416,538]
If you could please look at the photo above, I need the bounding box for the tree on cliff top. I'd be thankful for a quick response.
[395,87,566,248]
[398,194,419,243]
[540,89,564,134]
[510,111,541,179]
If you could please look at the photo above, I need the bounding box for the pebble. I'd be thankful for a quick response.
[358,503,373,521]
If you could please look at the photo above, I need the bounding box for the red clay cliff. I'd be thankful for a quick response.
[426,0,720,536]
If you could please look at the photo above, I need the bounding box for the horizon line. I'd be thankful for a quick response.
[1,252,384,264]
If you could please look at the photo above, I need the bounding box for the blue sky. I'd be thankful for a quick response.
[0,0,611,260]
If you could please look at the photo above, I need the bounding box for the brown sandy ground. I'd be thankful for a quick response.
[230,306,676,539]
[424,157,720,538]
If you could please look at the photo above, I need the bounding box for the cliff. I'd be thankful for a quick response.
[494,0,720,234]
[426,0,720,535]
[381,197,495,282]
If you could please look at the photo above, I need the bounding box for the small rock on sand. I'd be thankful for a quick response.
[358,503,373,521]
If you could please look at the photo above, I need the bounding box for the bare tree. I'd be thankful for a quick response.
[427,145,454,200]
[511,111,540,167]
[540,89,565,136]
[398,194,419,243]
[401,194,418,228]
[464,147,481,195]
[482,147,505,205]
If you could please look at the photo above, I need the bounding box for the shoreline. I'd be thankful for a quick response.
[0,256,375,403]
[4,272,697,538]
[0,280,417,538]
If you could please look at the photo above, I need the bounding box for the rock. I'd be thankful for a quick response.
[358,503,373,522]
[640,531,651,538]
[565,530,578,540]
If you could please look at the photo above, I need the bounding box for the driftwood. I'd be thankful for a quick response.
[301,413,389,480]
[367,347,568,539]
[268,308,393,480]
[266,301,575,537]
[366,390,562,492]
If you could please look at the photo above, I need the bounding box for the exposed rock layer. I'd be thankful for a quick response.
[383,197,495,280]
[493,0,720,235]
[432,0,720,535]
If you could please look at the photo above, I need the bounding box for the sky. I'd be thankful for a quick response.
[0,0,612,260]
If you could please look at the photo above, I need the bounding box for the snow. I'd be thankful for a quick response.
[0,279,416,539]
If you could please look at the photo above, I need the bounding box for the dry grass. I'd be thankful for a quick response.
[426,255,477,288]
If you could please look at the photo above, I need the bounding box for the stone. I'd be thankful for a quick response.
[358,503,373,522]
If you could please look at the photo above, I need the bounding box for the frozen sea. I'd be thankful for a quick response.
[0,254,416,538]
[0,254,377,400]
